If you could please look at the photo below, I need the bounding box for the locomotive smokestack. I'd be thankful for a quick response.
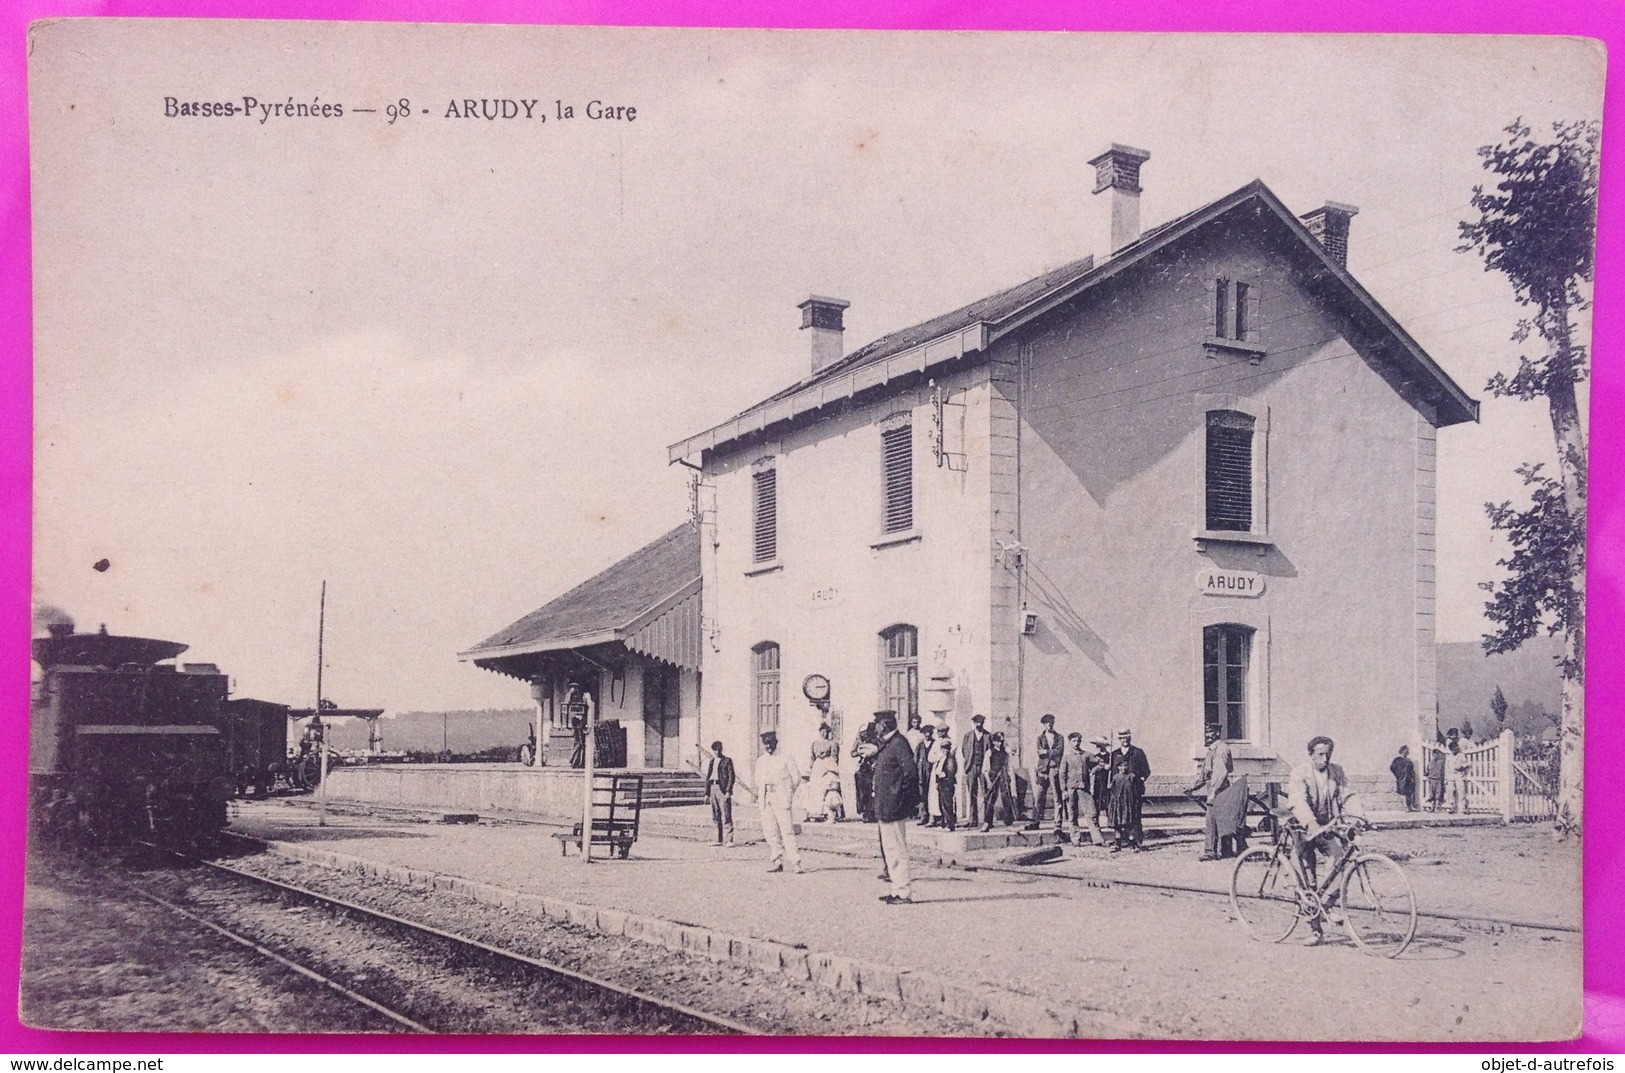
[32,602,75,638]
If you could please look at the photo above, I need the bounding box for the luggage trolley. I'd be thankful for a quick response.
[554,772,644,859]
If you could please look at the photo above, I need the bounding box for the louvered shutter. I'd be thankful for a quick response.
[752,469,777,562]
[1213,277,1229,338]
[1205,411,1254,531]
[881,426,913,533]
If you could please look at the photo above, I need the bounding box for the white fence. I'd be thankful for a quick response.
[1420,729,1556,822]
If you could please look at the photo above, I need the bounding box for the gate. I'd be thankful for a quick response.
[1420,729,1556,822]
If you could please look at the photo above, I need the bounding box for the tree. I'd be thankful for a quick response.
[1490,686,1509,728]
[1458,118,1597,836]
[1461,718,1476,744]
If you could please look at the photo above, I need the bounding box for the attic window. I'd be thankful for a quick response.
[1207,278,1266,361]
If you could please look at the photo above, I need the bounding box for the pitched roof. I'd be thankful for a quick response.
[459,524,701,661]
[669,180,1477,462]
[757,254,1096,408]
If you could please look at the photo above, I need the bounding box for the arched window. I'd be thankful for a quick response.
[1203,623,1254,740]
[879,625,919,723]
[752,642,781,736]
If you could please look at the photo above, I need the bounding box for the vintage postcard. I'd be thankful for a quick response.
[25,22,1601,1041]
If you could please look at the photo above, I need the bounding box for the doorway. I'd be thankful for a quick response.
[642,663,681,768]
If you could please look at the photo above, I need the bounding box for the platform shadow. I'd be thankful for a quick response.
[913,890,1067,906]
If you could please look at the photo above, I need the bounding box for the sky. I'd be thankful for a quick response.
[27,24,1604,712]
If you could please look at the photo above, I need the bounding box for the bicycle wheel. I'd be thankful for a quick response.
[1230,847,1300,943]
[1340,853,1417,957]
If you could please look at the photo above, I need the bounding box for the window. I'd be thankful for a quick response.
[880,625,918,723]
[1203,623,1253,740]
[1205,410,1255,532]
[752,642,781,736]
[1213,278,1255,342]
[1195,395,1268,544]
[881,426,913,534]
[751,466,777,563]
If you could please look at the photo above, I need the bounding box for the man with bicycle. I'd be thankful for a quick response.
[1287,735,1351,940]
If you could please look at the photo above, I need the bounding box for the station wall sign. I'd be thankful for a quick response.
[1198,568,1265,598]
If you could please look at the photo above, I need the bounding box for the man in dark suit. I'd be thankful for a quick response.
[914,724,936,825]
[872,709,921,904]
[703,740,736,846]
[1027,713,1067,831]
[851,718,880,822]
[961,714,991,828]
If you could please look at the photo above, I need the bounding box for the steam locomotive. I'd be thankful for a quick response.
[29,624,272,844]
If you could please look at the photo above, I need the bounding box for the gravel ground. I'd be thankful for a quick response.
[216,849,995,1037]
[20,846,996,1038]
[20,852,404,1033]
[225,801,1584,1041]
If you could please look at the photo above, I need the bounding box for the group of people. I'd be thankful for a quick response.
[702,706,1434,918]
[702,710,924,902]
[707,709,1168,855]
[1387,726,1475,814]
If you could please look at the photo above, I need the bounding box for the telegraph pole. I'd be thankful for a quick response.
[316,580,329,828]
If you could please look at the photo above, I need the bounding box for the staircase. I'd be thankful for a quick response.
[634,769,708,808]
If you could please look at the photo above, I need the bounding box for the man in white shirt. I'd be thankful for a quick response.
[753,731,806,874]
[1287,734,1351,941]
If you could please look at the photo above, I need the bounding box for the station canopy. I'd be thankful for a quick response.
[459,524,702,679]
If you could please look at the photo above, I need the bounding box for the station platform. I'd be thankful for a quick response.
[225,796,1580,1040]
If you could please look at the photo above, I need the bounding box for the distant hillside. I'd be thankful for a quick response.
[322,708,533,753]
[1437,637,1563,739]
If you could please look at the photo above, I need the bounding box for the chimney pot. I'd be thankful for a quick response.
[1087,144,1151,254]
[798,295,850,374]
[1299,201,1359,268]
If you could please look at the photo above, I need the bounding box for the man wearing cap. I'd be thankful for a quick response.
[871,710,921,903]
[1445,728,1470,814]
[1061,732,1104,845]
[914,725,937,825]
[703,740,737,847]
[851,717,881,823]
[754,731,806,873]
[1187,725,1239,861]
[1089,736,1113,830]
[1027,713,1066,832]
[961,714,992,829]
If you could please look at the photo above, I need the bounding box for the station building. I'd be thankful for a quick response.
[467,145,1477,804]
[669,146,1476,796]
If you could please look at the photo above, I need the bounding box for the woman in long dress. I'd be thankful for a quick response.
[808,724,843,822]
[1107,751,1143,850]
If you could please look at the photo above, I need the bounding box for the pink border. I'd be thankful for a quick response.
[2,0,1620,1055]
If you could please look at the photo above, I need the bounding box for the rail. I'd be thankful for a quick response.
[141,839,760,1035]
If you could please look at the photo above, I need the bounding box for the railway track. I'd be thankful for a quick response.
[131,840,759,1036]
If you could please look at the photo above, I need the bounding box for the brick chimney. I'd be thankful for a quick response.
[1087,144,1151,255]
[1299,202,1359,267]
[798,295,850,375]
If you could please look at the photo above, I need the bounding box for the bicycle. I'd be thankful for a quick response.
[1229,812,1417,957]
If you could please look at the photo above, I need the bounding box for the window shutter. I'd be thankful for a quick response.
[1213,278,1229,338]
[881,426,913,533]
[752,468,777,562]
[1233,281,1251,341]
[1205,411,1254,531]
